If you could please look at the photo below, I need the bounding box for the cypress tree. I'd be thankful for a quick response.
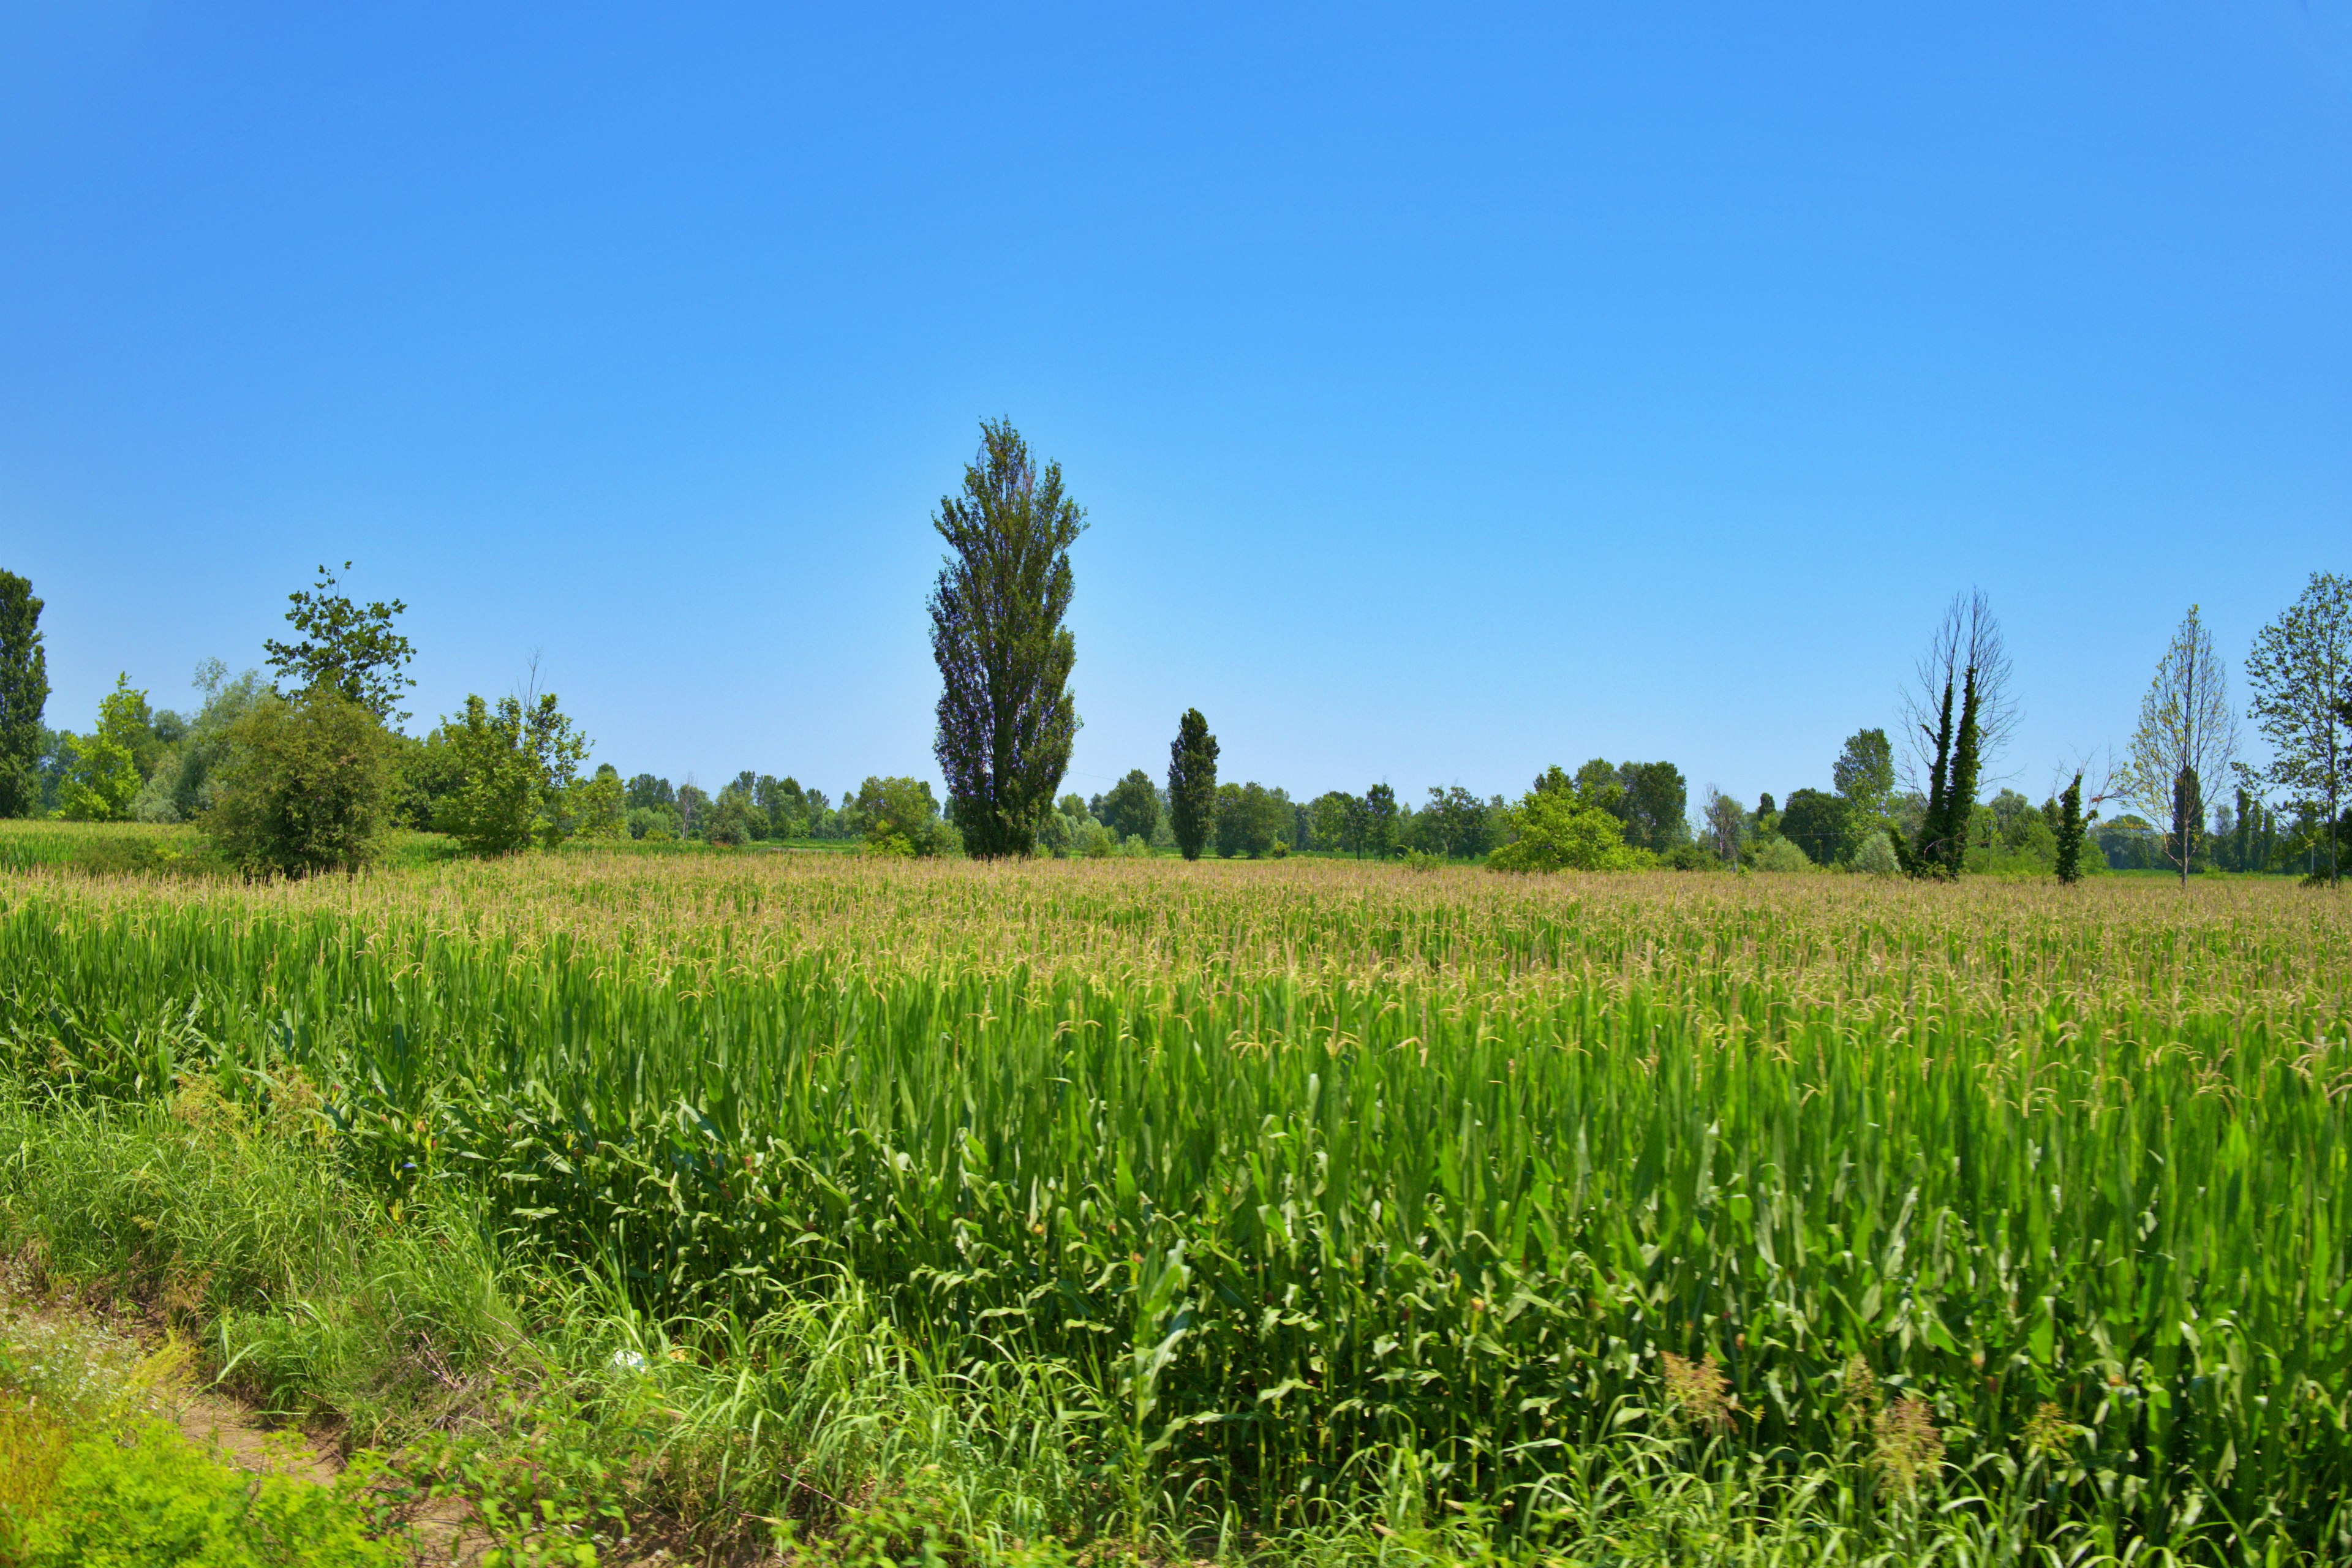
[2054,771,2087,884]
[0,570,47,819]
[1915,676,1956,878]
[1939,666,1984,878]
[1167,709,1219,862]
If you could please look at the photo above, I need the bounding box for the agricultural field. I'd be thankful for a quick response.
[1,829,2348,1564]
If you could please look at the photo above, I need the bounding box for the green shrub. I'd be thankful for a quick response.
[15,1420,398,1566]
[1750,836,1814,873]
[204,691,400,878]
[1851,830,1900,876]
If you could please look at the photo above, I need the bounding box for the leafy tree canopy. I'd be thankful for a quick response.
[263,562,415,724]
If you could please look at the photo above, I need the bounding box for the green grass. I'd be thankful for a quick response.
[0,856,2345,1563]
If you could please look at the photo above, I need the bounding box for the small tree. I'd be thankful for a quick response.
[263,562,415,723]
[2122,605,2237,886]
[0,570,47,818]
[929,421,1085,858]
[1363,783,1398,859]
[2244,571,2350,888]
[205,690,399,876]
[1833,728,1895,821]
[436,693,591,854]
[1098,768,1162,844]
[1167,709,1219,861]
[1701,786,1745,864]
[58,674,148,821]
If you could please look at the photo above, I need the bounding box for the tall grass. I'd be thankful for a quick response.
[1,854,2346,1560]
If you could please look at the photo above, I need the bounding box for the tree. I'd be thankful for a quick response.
[1098,768,1161,844]
[0,570,47,818]
[263,562,415,723]
[2244,571,2351,888]
[1213,782,1286,858]
[2122,605,2237,886]
[1419,785,1495,858]
[205,690,399,877]
[1701,786,1745,864]
[132,662,268,822]
[1896,660,1985,880]
[1901,589,2019,794]
[1777,788,1852,865]
[58,674,148,821]
[929,420,1085,858]
[2054,772,2089,884]
[851,776,959,858]
[1363,783,1398,858]
[1167,709,1219,860]
[1614,762,1689,851]
[435,693,592,854]
[625,774,675,811]
[1489,767,1646,872]
[1832,728,1895,821]
[575,763,627,840]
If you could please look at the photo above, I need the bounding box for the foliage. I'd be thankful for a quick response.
[1831,728,1894,820]
[1850,829,1899,876]
[702,780,763,847]
[57,675,148,823]
[1749,835,1814,873]
[9,1421,399,1566]
[1611,761,1691,852]
[1776,788,1851,866]
[1488,767,1648,872]
[1701,787,1745,864]
[1412,785,1497,859]
[2054,772,2088,884]
[261,562,416,725]
[203,689,401,878]
[853,775,958,858]
[0,568,47,819]
[2245,571,2350,888]
[1096,769,1161,845]
[1362,782,1397,858]
[132,663,270,824]
[929,420,1085,858]
[435,693,591,855]
[1166,709,1218,861]
[1213,781,1287,858]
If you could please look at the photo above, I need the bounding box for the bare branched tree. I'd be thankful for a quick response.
[2122,605,2238,886]
[1899,589,2021,790]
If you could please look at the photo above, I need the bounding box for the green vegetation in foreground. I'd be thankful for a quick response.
[0,854,2348,1564]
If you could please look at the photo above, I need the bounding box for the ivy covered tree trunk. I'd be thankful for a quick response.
[2054,772,2087,884]
[1940,667,1983,879]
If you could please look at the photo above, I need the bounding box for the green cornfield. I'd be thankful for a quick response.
[3,845,2348,1559]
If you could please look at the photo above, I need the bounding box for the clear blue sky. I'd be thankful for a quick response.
[4,3,2347,813]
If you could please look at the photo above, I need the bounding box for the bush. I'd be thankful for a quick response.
[1852,830,1900,876]
[1488,775,1649,873]
[1751,836,1814,873]
[14,1420,399,1566]
[203,691,399,878]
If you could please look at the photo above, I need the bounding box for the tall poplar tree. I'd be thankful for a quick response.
[0,570,46,818]
[928,420,1086,858]
[1167,709,1219,861]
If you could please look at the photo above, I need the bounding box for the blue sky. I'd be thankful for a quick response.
[4,3,2347,813]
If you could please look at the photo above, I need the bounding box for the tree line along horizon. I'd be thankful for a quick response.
[0,421,2345,884]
